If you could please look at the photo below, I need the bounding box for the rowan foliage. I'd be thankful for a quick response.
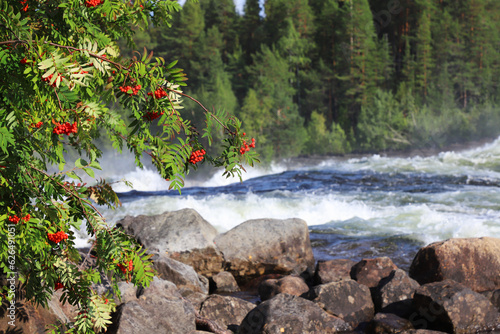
[0,0,258,332]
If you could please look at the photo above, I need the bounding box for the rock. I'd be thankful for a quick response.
[409,237,500,292]
[199,294,255,332]
[313,259,355,285]
[410,279,500,333]
[214,218,315,281]
[239,293,351,334]
[178,288,208,311]
[350,257,398,288]
[108,277,196,334]
[116,281,140,305]
[312,279,374,327]
[258,275,309,301]
[373,269,420,316]
[370,313,413,333]
[116,208,223,276]
[152,253,208,294]
[210,271,240,293]
[482,289,500,312]
[400,330,448,334]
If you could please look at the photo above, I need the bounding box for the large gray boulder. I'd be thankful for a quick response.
[409,237,500,292]
[109,277,197,334]
[116,208,223,276]
[411,279,500,333]
[239,293,351,334]
[214,218,315,281]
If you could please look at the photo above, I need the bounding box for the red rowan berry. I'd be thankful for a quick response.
[54,282,64,290]
[8,216,20,224]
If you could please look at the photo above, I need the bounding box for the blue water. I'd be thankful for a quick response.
[85,137,500,270]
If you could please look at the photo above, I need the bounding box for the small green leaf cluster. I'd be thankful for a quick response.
[0,0,259,332]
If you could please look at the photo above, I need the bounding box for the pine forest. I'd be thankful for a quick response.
[124,0,500,163]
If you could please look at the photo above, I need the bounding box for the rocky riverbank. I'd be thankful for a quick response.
[3,208,500,333]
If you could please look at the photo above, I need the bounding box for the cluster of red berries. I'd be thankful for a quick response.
[42,73,62,87]
[147,87,167,99]
[85,0,102,7]
[8,214,30,224]
[20,58,27,64]
[240,137,256,155]
[32,121,43,128]
[189,149,206,164]
[119,85,141,95]
[117,260,133,274]
[54,282,64,290]
[53,122,77,135]
[47,231,69,243]
[143,111,164,121]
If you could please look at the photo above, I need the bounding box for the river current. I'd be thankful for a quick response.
[79,137,500,270]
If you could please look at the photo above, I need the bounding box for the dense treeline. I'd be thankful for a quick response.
[127,0,500,162]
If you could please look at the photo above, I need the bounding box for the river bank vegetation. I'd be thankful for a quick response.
[123,0,500,163]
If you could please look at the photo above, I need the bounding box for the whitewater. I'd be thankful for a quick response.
[75,137,500,269]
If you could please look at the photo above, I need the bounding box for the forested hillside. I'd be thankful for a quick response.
[126,0,500,162]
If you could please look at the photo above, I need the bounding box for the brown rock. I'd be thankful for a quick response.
[370,313,413,333]
[239,293,351,333]
[313,259,356,285]
[312,279,374,327]
[215,218,315,282]
[409,237,500,292]
[373,269,420,316]
[199,294,255,332]
[482,289,500,312]
[258,275,309,301]
[410,279,500,333]
[211,271,240,293]
[108,277,197,334]
[400,330,448,334]
[350,257,398,288]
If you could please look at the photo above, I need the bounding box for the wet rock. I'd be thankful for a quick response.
[350,257,398,288]
[239,293,351,334]
[108,277,196,334]
[258,275,309,301]
[312,279,374,328]
[210,271,240,293]
[199,294,255,332]
[409,237,500,292]
[152,253,208,294]
[410,279,500,333]
[370,313,413,333]
[373,269,420,316]
[214,218,315,281]
[313,259,356,285]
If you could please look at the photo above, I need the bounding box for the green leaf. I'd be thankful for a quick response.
[75,158,88,168]
[83,168,94,178]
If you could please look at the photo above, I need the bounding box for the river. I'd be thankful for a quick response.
[77,137,500,270]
